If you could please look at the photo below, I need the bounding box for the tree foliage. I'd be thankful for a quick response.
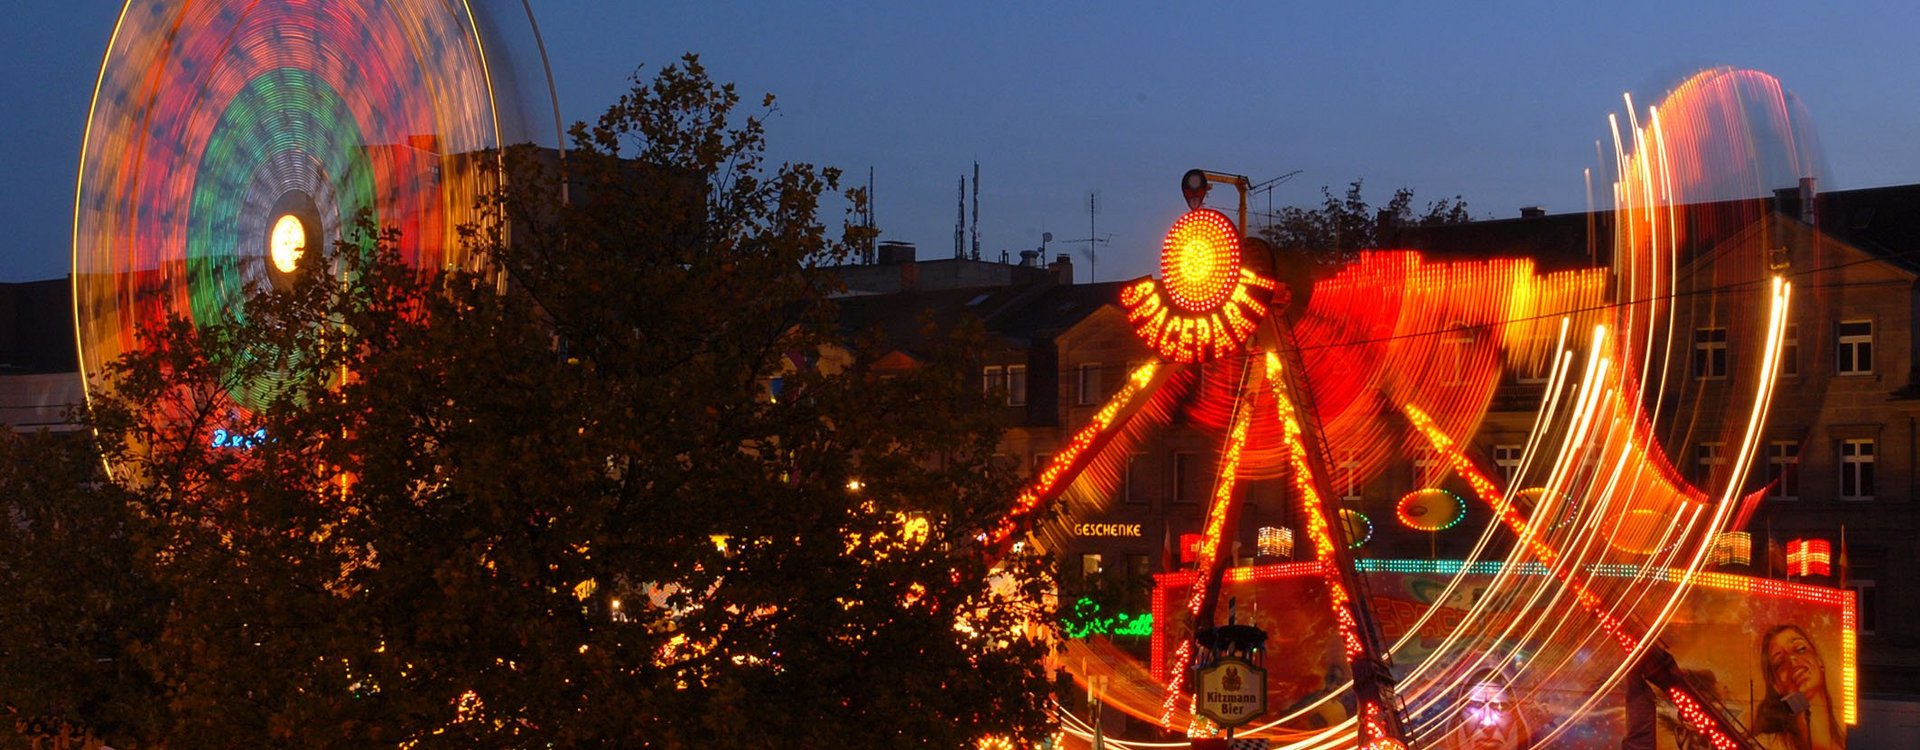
[0,55,1055,748]
[1260,179,1473,267]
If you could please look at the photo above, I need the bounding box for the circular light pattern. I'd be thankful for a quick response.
[270,215,307,274]
[1396,488,1465,532]
[74,0,557,413]
[1339,508,1374,549]
[1159,208,1242,313]
[1512,486,1580,530]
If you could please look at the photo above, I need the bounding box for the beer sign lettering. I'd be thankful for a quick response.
[1195,657,1266,727]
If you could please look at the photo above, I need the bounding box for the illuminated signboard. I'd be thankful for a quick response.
[1075,522,1143,538]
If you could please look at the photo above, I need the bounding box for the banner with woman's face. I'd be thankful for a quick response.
[1151,561,1853,748]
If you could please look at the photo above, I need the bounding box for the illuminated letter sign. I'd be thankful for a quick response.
[1120,209,1276,363]
[1075,522,1143,538]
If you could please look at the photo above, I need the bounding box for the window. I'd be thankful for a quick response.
[1695,442,1725,484]
[982,366,1005,398]
[1515,333,1553,384]
[1338,450,1362,501]
[1173,452,1204,504]
[1837,320,1873,375]
[1765,441,1800,500]
[1033,452,1053,476]
[1840,439,1875,500]
[1080,553,1103,579]
[1851,580,1878,635]
[1005,365,1028,406]
[1077,363,1103,406]
[1441,324,1473,386]
[1128,553,1152,580]
[1123,453,1146,503]
[1780,324,1799,378]
[1693,327,1728,380]
[1411,446,1439,485]
[1493,445,1523,487]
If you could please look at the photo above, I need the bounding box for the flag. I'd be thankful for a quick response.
[1839,525,1850,590]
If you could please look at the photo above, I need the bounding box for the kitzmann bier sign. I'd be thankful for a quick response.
[1195,657,1266,727]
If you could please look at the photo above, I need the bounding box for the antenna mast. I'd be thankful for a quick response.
[972,161,982,260]
[955,177,965,259]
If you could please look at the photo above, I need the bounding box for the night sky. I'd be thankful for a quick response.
[5,1,1920,282]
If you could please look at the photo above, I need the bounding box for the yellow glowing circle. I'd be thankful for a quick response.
[1160,208,1242,313]
[269,214,306,274]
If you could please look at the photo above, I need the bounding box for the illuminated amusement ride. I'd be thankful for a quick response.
[64,1,1852,746]
[1001,70,1854,750]
[71,0,559,416]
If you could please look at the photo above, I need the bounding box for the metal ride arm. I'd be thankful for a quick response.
[1261,329,1409,749]
[1181,169,1252,234]
[987,360,1177,548]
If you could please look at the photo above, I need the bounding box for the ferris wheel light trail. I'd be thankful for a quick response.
[72,0,556,444]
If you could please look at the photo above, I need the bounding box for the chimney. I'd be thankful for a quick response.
[876,240,916,265]
[1519,206,1547,219]
[1048,253,1074,285]
[1799,176,1817,226]
[1018,249,1042,268]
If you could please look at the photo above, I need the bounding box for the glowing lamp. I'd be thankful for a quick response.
[1339,509,1373,549]
[1396,488,1465,532]
[270,214,306,273]
[1710,531,1752,567]
[1787,538,1831,577]
[1160,208,1242,313]
[1256,526,1294,558]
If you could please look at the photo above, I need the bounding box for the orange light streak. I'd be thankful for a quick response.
[989,361,1160,545]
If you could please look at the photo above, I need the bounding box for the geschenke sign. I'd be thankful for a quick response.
[1195,657,1266,727]
[1074,522,1143,537]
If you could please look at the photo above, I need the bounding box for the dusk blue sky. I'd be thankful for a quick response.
[5,1,1919,282]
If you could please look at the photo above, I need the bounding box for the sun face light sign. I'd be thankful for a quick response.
[1120,208,1277,363]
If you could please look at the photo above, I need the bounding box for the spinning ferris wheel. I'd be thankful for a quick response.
[1002,70,1838,750]
[72,0,559,414]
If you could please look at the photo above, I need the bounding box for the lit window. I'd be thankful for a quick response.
[1780,324,1799,378]
[1766,441,1800,500]
[1695,442,1725,484]
[1693,327,1728,380]
[1173,451,1203,504]
[1840,439,1875,500]
[1493,444,1523,487]
[1080,553,1103,578]
[1837,320,1873,375]
[1077,362,1103,406]
[982,366,1005,398]
[1006,365,1028,406]
[1338,449,1361,501]
[1852,580,1877,635]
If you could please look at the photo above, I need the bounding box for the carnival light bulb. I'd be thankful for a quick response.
[270,214,306,273]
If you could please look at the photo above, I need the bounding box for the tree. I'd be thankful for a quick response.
[1,55,1055,748]
[1261,179,1473,267]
